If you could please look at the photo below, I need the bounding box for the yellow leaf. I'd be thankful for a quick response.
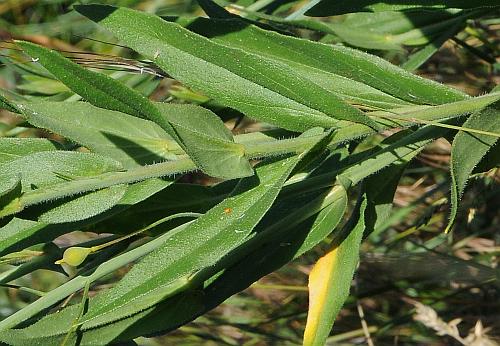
[304,248,339,346]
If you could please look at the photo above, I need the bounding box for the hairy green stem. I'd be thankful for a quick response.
[9,92,500,215]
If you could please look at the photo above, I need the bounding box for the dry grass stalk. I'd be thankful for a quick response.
[413,302,498,346]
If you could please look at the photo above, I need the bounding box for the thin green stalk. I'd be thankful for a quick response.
[0,284,45,297]
[0,221,195,331]
[54,212,204,266]
[89,212,203,252]
[372,112,500,138]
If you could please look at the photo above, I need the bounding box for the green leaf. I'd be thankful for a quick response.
[325,10,469,51]
[0,178,346,344]
[75,5,378,130]
[0,138,59,165]
[0,220,195,334]
[9,97,249,177]
[78,151,312,329]
[0,218,50,257]
[90,182,231,234]
[0,149,313,340]
[242,184,348,261]
[37,184,128,224]
[0,92,20,113]
[402,18,465,71]
[155,103,251,178]
[447,101,500,231]
[0,291,205,346]
[364,161,409,237]
[13,100,178,168]
[473,142,500,173]
[0,151,123,218]
[0,179,172,258]
[303,196,367,345]
[2,158,195,219]
[0,151,122,194]
[295,187,348,256]
[339,125,440,186]
[17,75,69,95]
[15,41,252,179]
[306,0,500,15]
[0,243,61,284]
[100,185,348,343]
[84,186,348,343]
[15,41,169,130]
[14,98,246,173]
[0,174,20,201]
[179,17,467,105]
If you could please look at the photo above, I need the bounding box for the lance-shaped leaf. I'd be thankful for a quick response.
[0,218,51,257]
[0,151,122,195]
[447,101,500,232]
[0,176,347,344]
[0,178,172,257]
[11,100,178,168]
[338,125,441,186]
[16,41,252,179]
[84,185,348,342]
[0,92,19,113]
[323,10,469,51]
[10,99,254,172]
[305,0,500,15]
[364,161,409,237]
[77,151,316,329]
[179,17,467,105]
[36,184,128,224]
[0,145,318,340]
[75,5,378,131]
[90,186,349,343]
[303,197,367,345]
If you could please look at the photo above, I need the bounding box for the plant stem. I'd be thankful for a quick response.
[12,92,500,214]
[89,212,203,252]
[0,221,195,331]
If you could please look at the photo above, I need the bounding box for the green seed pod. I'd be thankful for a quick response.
[55,247,92,267]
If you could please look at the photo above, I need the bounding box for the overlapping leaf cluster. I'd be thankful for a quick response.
[0,1,498,344]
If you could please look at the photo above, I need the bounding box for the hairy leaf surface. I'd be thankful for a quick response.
[16,41,251,179]
[447,101,500,231]
[76,5,378,130]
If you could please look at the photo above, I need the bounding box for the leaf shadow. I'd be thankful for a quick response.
[103,132,167,166]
